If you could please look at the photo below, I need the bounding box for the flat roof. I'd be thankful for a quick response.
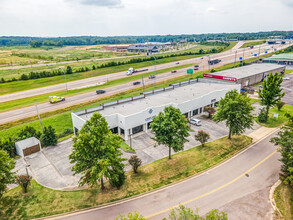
[15,137,40,150]
[79,82,237,120]
[209,63,285,80]
[263,53,293,62]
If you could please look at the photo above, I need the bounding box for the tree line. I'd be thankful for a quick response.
[0,46,226,83]
[0,31,293,46]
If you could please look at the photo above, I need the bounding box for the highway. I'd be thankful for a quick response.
[0,43,290,124]
[54,130,281,220]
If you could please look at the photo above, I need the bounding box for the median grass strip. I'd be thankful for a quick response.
[256,105,293,128]
[240,40,266,48]
[273,183,293,220]
[0,135,252,219]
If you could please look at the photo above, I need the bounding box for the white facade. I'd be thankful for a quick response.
[15,137,42,157]
[72,81,241,140]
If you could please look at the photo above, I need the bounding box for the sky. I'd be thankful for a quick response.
[0,0,293,37]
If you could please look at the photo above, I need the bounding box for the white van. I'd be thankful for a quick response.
[190,118,201,126]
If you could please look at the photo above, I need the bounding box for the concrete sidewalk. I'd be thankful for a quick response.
[247,126,279,143]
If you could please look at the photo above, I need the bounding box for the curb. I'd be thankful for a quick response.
[269,180,282,219]
[41,127,280,220]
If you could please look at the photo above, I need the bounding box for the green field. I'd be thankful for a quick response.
[0,135,252,219]
[240,40,266,48]
[274,183,293,220]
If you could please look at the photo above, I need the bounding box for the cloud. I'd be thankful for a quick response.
[206,7,217,13]
[78,0,123,8]
[281,0,293,7]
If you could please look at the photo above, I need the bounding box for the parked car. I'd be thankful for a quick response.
[194,65,199,68]
[148,75,156,79]
[96,90,106,94]
[133,81,141,85]
[175,62,180,64]
[194,67,199,71]
[283,77,290,80]
[49,96,65,104]
[189,118,201,126]
[171,70,177,73]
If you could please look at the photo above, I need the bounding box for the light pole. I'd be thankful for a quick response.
[242,47,245,66]
[25,165,30,176]
[234,50,237,68]
[59,68,68,94]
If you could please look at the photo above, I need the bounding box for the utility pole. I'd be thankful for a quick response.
[234,50,237,68]
[34,101,43,132]
[154,56,157,88]
[208,55,211,71]
[242,47,245,66]
[59,68,68,94]
[258,44,261,62]
[141,75,145,93]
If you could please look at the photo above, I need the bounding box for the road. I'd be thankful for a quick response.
[0,41,247,103]
[0,43,290,124]
[55,130,281,220]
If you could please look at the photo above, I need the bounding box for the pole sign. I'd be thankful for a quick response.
[203,74,237,82]
[254,54,257,57]
[239,57,243,60]
[187,69,193,74]
[265,51,268,54]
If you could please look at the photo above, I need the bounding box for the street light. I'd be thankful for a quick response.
[25,164,30,176]
[59,68,68,94]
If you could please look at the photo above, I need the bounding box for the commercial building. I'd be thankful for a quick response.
[263,53,293,65]
[203,63,285,87]
[127,45,159,53]
[72,80,240,140]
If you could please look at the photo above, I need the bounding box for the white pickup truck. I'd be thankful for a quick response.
[126,68,148,75]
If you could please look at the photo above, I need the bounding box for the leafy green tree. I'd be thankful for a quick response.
[16,175,32,193]
[271,113,293,185]
[204,106,216,118]
[69,113,125,190]
[41,126,57,147]
[213,90,254,139]
[151,106,190,159]
[66,66,72,74]
[128,155,142,173]
[194,130,210,147]
[115,211,146,220]
[276,101,285,111]
[0,138,16,158]
[258,73,285,122]
[0,149,16,198]
[18,126,42,140]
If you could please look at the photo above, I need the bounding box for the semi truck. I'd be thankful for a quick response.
[126,68,148,75]
[208,59,221,65]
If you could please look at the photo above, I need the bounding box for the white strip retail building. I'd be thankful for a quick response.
[72,79,240,140]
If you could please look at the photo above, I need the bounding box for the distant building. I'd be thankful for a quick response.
[127,45,159,53]
[103,45,129,52]
[263,53,293,65]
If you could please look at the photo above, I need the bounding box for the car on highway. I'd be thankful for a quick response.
[201,57,204,59]
[96,90,106,94]
[189,118,201,126]
[148,75,156,79]
[171,70,177,73]
[49,96,65,104]
[194,65,199,68]
[283,77,290,80]
[194,67,199,71]
[133,81,141,85]
[175,62,180,64]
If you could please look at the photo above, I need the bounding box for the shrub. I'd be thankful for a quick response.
[128,155,142,173]
[258,107,268,123]
[109,169,126,189]
[16,175,32,193]
[0,138,16,158]
[41,126,57,147]
[58,128,73,138]
[276,101,285,111]
[194,130,210,147]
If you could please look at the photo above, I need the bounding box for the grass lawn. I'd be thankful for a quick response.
[120,141,135,153]
[285,69,293,74]
[274,183,293,220]
[240,40,266,48]
[256,105,293,128]
[0,135,252,219]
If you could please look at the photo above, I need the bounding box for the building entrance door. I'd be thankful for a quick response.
[132,125,143,134]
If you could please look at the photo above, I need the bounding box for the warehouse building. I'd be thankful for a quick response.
[127,45,159,53]
[203,63,285,87]
[263,53,293,65]
[72,80,240,140]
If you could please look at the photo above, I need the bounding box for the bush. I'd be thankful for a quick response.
[0,138,16,158]
[18,126,42,140]
[66,66,72,74]
[194,130,210,147]
[128,155,142,173]
[16,175,32,193]
[41,125,57,147]
[109,169,126,189]
[210,69,216,73]
[58,128,73,138]
[258,107,268,123]
[276,101,285,111]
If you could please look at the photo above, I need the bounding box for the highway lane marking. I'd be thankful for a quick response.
[145,149,278,219]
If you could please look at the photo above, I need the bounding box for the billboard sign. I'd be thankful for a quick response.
[203,74,237,82]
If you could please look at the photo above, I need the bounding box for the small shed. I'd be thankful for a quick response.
[15,137,42,157]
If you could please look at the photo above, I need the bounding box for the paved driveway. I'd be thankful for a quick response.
[281,74,293,105]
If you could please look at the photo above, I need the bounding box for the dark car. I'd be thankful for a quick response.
[96,90,106,94]
[194,67,199,71]
[133,81,141,85]
[171,70,177,73]
[175,62,180,64]
[194,65,199,68]
[148,75,156,79]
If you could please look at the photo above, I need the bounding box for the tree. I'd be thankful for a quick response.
[18,126,42,140]
[194,131,210,147]
[204,106,216,118]
[276,101,285,111]
[16,175,32,193]
[0,149,16,199]
[258,73,285,122]
[41,126,57,147]
[258,107,268,123]
[128,155,142,173]
[0,138,16,158]
[270,113,293,185]
[115,211,146,220]
[66,66,72,74]
[69,113,125,190]
[151,106,190,159]
[213,90,254,139]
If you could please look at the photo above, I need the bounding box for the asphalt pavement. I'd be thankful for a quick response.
[53,129,280,220]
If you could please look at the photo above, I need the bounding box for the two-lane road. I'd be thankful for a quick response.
[56,131,281,220]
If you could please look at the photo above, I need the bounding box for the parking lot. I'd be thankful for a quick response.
[281,74,293,105]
